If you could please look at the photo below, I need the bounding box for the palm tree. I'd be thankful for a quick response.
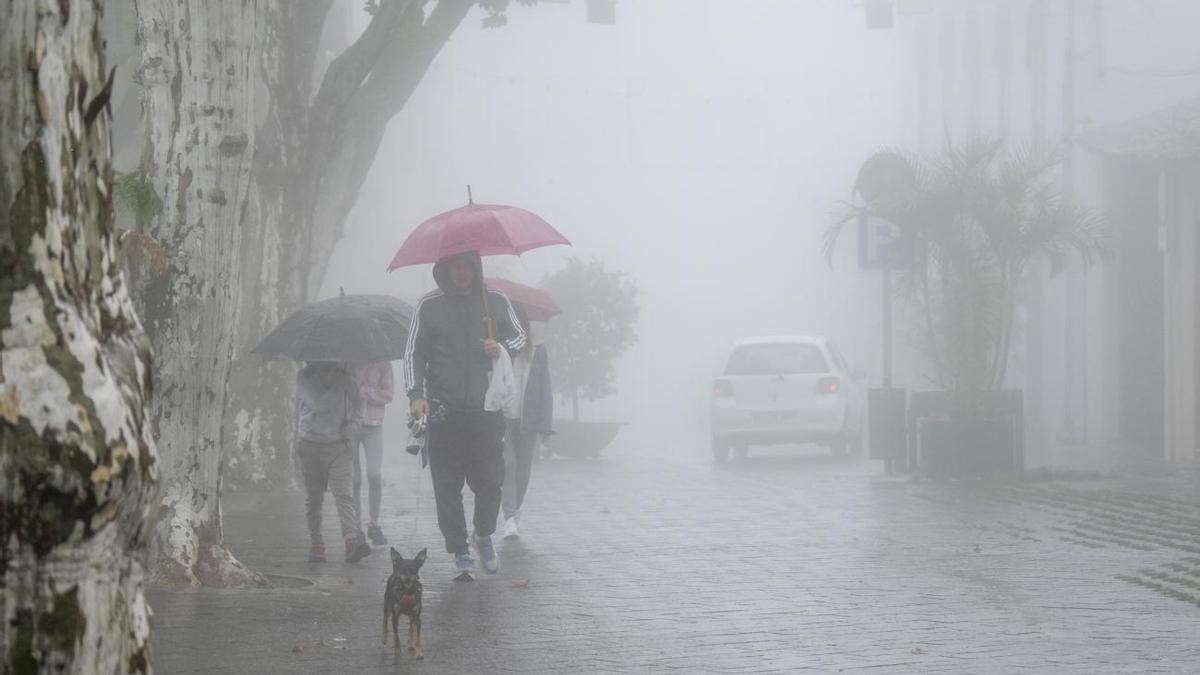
[826,139,1106,398]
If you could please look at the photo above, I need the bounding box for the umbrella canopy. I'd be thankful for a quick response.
[251,294,413,363]
[485,277,561,322]
[387,202,571,271]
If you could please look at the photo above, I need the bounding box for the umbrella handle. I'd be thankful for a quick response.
[480,280,495,341]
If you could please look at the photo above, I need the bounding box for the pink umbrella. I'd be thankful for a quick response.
[387,196,570,271]
[388,189,570,338]
[485,278,561,322]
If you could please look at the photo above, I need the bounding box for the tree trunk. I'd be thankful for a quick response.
[989,263,1022,391]
[1,1,158,671]
[135,0,266,587]
[222,1,333,491]
[222,0,472,490]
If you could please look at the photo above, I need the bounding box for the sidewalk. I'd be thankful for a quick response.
[149,442,1200,673]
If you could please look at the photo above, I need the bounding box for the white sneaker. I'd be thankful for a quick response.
[472,532,500,574]
[502,515,520,541]
[453,552,475,581]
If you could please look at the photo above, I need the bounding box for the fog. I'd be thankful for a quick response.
[13,1,1200,672]
[322,1,899,454]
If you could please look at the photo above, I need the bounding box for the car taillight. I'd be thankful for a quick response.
[816,376,840,395]
[714,380,734,397]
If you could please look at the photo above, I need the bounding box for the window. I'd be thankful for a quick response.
[826,341,851,375]
[725,343,828,376]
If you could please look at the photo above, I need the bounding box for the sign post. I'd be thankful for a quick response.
[859,213,909,473]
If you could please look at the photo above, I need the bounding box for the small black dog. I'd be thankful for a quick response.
[383,547,426,658]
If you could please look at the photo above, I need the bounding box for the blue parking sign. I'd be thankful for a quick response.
[858,214,909,270]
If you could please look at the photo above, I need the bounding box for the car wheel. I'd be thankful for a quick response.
[828,429,848,455]
[712,438,730,464]
[733,444,749,461]
[850,425,865,457]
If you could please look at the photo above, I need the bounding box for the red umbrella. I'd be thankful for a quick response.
[387,200,570,271]
[485,278,561,322]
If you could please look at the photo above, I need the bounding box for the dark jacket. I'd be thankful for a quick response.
[404,252,526,409]
[520,344,553,434]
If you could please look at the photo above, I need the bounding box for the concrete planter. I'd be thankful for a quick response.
[910,390,1025,478]
[543,420,623,459]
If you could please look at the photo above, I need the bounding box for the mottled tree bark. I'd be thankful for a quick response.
[1,1,158,672]
[222,0,335,490]
[134,0,266,586]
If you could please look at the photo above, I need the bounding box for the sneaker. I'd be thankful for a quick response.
[367,524,388,546]
[345,539,372,564]
[473,533,500,574]
[502,516,520,541]
[453,553,475,581]
[308,544,326,563]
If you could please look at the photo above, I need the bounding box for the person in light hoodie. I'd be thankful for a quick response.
[296,361,371,564]
[353,360,394,546]
[500,302,553,541]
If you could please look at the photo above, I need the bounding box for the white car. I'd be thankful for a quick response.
[711,336,865,462]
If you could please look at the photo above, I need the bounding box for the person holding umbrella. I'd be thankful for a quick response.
[390,191,570,580]
[250,292,413,564]
[296,361,372,564]
[404,252,527,578]
[485,279,558,541]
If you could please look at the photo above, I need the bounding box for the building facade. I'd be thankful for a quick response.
[883,0,1200,467]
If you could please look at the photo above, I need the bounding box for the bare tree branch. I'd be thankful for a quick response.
[309,0,422,132]
[302,0,474,294]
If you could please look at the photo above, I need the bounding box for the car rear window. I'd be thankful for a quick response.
[724,343,828,376]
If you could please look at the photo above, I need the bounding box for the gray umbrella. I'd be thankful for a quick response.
[251,293,413,363]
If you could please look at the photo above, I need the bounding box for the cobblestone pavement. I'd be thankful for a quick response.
[150,438,1200,674]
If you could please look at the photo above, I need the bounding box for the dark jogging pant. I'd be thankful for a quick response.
[427,407,506,555]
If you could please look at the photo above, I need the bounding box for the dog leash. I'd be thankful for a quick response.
[408,423,426,544]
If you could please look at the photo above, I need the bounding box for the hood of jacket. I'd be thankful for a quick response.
[431,250,484,295]
[300,361,345,392]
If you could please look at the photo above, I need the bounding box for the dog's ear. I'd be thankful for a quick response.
[414,548,427,568]
[390,547,402,566]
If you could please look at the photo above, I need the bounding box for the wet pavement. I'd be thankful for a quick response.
[150,437,1200,673]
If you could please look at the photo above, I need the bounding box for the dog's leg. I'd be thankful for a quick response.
[407,617,415,653]
[392,612,401,649]
[413,617,423,660]
[382,607,389,646]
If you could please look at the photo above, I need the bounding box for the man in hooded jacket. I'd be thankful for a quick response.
[404,251,526,578]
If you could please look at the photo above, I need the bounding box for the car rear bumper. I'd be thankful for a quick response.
[711,399,846,445]
[712,428,844,446]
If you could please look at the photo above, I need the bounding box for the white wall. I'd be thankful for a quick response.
[894,0,1200,466]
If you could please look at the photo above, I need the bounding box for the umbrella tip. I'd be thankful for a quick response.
[467,184,473,204]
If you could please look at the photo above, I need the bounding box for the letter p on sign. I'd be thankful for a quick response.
[858,214,906,270]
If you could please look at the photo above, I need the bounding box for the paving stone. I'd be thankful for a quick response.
[150,444,1200,673]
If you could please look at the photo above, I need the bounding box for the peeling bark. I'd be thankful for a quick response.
[134,0,266,587]
[1,1,157,672]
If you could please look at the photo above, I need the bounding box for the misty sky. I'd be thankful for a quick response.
[319,1,900,446]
